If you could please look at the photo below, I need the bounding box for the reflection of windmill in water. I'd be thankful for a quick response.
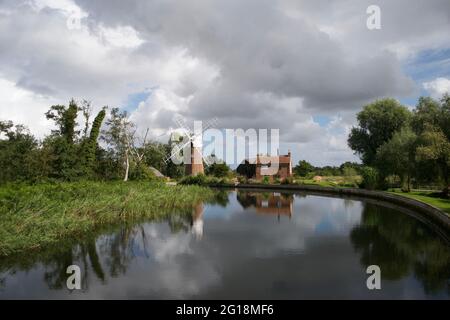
[166,116,218,176]
[166,202,204,239]
[191,202,204,240]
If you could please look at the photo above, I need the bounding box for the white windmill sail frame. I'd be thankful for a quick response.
[164,117,219,165]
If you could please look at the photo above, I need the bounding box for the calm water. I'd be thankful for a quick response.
[0,189,449,299]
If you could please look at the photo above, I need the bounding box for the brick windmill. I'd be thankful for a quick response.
[166,117,217,176]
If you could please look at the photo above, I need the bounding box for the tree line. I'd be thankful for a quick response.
[0,99,184,184]
[293,160,363,177]
[2,94,449,193]
[347,94,450,196]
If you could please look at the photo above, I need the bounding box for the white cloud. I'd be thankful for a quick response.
[130,88,191,137]
[0,78,58,137]
[1,0,449,165]
[423,77,450,99]
[32,0,84,14]
[97,24,145,48]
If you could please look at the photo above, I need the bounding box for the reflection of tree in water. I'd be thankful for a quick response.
[43,237,108,289]
[168,214,191,233]
[87,240,105,282]
[206,190,230,207]
[0,212,195,291]
[343,198,355,209]
[350,203,450,294]
[236,191,258,209]
[98,226,138,277]
[43,246,78,289]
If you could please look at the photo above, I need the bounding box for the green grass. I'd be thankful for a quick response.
[388,190,450,215]
[0,181,215,257]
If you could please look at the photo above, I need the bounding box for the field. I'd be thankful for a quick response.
[295,175,362,188]
[0,181,214,256]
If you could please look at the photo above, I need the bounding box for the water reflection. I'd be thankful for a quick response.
[237,191,293,218]
[351,203,450,295]
[192,203,204,240]
[0,190,448,299]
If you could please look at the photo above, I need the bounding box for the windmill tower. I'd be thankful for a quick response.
[186,139,204,176]
[167,117,217,176]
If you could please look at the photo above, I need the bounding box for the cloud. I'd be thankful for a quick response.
[423,77,450,99]
[1,0,449,165]
[0,78,58,136]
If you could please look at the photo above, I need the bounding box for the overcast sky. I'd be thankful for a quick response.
[0,0,449,166]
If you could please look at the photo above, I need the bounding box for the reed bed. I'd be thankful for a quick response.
[0,181,214,256]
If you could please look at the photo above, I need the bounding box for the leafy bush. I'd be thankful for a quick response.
[218,177,233,185]
[129,164,156,181]
[178,174,208,186]
[359,166,379,190]
[208,177,221,185]
[281,177,294,184]
[205,162,230,178]
[178,174,233,186]
[237,176,248,184]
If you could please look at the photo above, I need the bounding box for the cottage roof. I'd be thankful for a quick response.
[243,154,291,165]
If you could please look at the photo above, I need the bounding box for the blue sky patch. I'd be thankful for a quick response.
[313,115,331,127]
[123,90,152,112]
[403,48,450,83]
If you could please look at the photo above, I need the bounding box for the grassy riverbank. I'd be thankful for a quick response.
[388,190,450,215]
[0,181,214,257]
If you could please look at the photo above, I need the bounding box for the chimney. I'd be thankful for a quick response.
[288,149,292,176]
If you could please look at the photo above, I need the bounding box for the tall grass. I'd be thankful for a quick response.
[0,181,214,256]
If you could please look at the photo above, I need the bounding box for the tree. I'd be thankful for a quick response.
[412,94,450,139]
[411,95,450,194]
[294,160,314,177]
[102,108,135,181]
[376,127,417,192]
[81,108,106,176]
[412,96,441,135]
[127,128,156,181]
[101,108,151,181]
[440,93,450,140]
[80,100,93,138]
[348,99,411,165]
[315,165,341,176]
[45,99,79,143]
[143,141,166,171]
[163,143,184,178]
[44,100,85,180]
[205,156,230,178]
[416,124,450,196]
[339,162,363,175]
[359,166,379,190]
[0,121,38,183]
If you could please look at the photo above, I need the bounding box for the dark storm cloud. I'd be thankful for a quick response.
[74,0,417,116]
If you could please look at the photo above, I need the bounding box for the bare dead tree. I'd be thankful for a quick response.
[123,127,149,181]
